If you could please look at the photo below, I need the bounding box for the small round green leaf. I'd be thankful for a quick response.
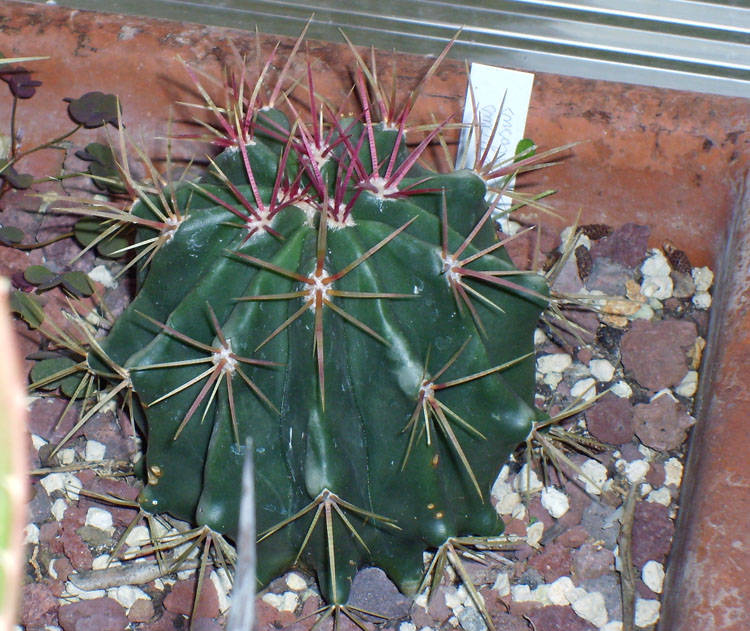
[66,92,119,128]
[514,138,536,161]
[23,265,57,285]
[30,357,82,394]
[61,271,94,297]
[75,218,129,258]
[9,291,45,329]
[0,226,24,245]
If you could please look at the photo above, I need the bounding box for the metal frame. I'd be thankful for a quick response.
[25,0,750,97]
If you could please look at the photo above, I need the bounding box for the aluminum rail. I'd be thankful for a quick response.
[26,0,748,106]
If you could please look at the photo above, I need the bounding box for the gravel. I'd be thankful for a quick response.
[19,222,711,631]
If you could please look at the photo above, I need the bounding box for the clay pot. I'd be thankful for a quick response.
[1,2,749,629]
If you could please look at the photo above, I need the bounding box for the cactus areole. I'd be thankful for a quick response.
[94,52,550,604]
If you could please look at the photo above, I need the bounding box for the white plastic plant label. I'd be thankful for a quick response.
[456,63,534,213]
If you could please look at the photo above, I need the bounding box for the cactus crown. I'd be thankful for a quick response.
[84,39,550,605]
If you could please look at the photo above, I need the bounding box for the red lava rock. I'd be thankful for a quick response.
[27,397,81,444]
[508,600,543,618]
[140,610,185,631]
[40,520,63,552]
[551,253,585,294]
[620,319,697,391]
[632,501,675,569]
[60,527,94,571]
[585,392,635,445]
[557,480,588,529]
[21,582,59,626]
[189,618,224,631]
[526,604,599,631]
[348,567,411,619]
[127,598,155,623]
[503,517,528,537]
[81,477,140,526]
[636,578,660,600]
[589,223,650,269]
[82,411,137,460]
[529,496,556,531]
[502,223,560,271]
[573,543,614,580]
[633,394,696,451]
[556,525,590,548]
[646,461,667,488]
[576,347,593,365]
[492,612,530,631]
[585,257,633,294]
[527,542,573,582]
[58,597,128,631]
[552,307,599,346]
[163,576,220,618]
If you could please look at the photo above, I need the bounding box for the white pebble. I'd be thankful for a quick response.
[578,459,608,494]
[511,502,527,520]
[64,581,106,600]
[85,440,107,462]
[561,226,591,250]
[513,464,544,494]
[676,370,699,397]
[571,378,597,402]
[547,576,575,606]
[692,266,714,291]
[493,572,510,597]
[511,584,532,602]
[570,591,609,627]
[589,359,616,382]
[534,329,548,345]
[85,507,114,534]
[40,472,82,499]
[211,568,232,614]
[495,490,522,516]
[638,443,658,459]
[92,555,112,570]
[125,525,150,547]
[88,265,116,288]
[642,561,665,594]
[664,458,684,486]
[399,623,417,631]
[285,572,307,592]
[526,521,544,548]
[51,498,68,521]
[639,482,653,496]
[537,353,573,374]
[641,250,671,277]
[541,486,569,518]
[601,623,623,631]
[58,448,76,465]
[24,524,40,545]
[543,372,564,389]
[110,585,150,611]
[641,275,673,300]
[635,598,661,627]
[647,487,672,506]
[611,381,632,398]
[625,460,650,484]
[261,591,298,612]
[633,303,655,320]
[30,434,48,450]
[693,291,712,309]
[444,587,464,609]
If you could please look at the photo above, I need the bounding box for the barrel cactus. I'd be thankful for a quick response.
[81,42,550,607]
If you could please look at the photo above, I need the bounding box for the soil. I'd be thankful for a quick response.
[9,207,713,631]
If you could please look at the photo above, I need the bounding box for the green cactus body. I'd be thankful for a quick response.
[96,94,549,603]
